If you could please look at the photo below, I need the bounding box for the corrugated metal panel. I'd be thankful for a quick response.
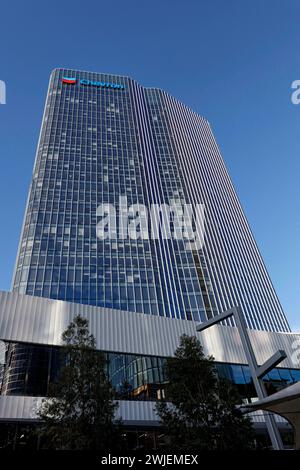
[117,400,159,425]
[0,396,159,424]
[0,291,299,369]
[0,396,290,428]
[0,396,42,421]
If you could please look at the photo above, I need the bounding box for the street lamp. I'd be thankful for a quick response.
[196,306,287,450]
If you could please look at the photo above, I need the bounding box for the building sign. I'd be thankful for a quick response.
[62,77,77,84]
[62,77,124,90]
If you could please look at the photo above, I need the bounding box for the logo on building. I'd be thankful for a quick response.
[62,77,77,84]
[80,79,124,90]
[62,77,124,90]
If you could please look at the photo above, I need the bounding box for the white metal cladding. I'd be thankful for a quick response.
[0,396,160,425]
[0,291,299,369]
[146,88,290,333]
[0,396,289,427]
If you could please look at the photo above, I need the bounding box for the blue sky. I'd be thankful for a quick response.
[0,0,299,329]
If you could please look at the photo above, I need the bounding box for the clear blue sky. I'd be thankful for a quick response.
[0,0,299,330]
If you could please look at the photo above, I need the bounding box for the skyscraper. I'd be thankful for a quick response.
[12,68,290,332]
[1,69,299,448]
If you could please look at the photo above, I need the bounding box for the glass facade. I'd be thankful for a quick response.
[12,68,290,331]
[1,341,299,403]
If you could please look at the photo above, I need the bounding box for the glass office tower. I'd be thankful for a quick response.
[12,68,290,332]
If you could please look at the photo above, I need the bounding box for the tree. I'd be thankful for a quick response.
[156,334,255,451]
[37,315,122,450]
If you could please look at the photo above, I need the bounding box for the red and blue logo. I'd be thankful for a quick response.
[62,77,77,84]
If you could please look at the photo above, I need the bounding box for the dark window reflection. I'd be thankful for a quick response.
[0,341,300,403]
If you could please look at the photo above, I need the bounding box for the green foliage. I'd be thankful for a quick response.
[37,315,122,451]
[156,334,255,451]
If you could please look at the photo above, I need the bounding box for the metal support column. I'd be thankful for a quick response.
[196,306,286,450]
